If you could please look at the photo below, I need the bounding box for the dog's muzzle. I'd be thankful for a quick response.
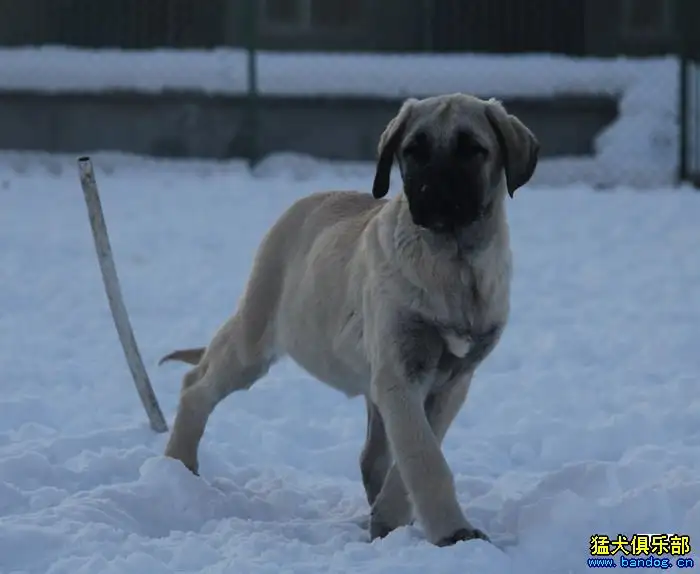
[409,185,486,233]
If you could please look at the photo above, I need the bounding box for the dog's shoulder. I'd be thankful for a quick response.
[311,190,388,219]
[293,190,388,240]
[267,190,382,238]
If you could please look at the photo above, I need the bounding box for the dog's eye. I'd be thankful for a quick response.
[403,133,430,163]
[455,131,488,159]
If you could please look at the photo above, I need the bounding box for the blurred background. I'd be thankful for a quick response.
[0,0,698,188]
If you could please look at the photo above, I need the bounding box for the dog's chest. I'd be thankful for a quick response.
[435,274,507,370]
[400,247,511,385]
[432,247,511,340]
[397,311,503,391]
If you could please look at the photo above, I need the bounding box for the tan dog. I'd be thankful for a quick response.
[159,93,539,547]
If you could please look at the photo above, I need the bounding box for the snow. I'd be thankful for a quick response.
[1,152,698,574]
[0,47,674,99]
[0,47,682,187]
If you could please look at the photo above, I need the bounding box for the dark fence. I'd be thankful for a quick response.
[0,0,227,49]
[0,0,679,56]
[429,0,586,55]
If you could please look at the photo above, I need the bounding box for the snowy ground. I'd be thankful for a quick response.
[1,153,699,574]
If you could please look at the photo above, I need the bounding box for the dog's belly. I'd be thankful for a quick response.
[294,354,369,398]
[283,336,370,397]
[277,285,370,398]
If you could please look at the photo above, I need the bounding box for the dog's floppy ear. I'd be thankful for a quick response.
[372,98,417,199]
[485,99,540,197]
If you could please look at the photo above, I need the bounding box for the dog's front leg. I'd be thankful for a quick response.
[360,397,392,506]
[369,367,473,546]
[370,374,487,544]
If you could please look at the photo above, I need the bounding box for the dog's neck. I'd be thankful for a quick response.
[416,199,507,259]
[380,195,509,276]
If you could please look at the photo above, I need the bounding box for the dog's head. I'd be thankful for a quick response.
[372,94,539,233]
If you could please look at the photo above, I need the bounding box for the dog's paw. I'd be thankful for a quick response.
[182,460,200,476]
[177,460,200,476]
[369,515,394,541]
[163,450,200,476]
[435,526,490,547]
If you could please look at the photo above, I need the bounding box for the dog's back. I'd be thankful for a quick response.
[160,190,385,386]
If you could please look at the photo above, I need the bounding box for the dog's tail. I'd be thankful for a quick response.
[158,347,206,366]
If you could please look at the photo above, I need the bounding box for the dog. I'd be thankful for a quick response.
[159,93,539,547]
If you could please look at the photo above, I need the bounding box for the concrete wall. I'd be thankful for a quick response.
[0,91,617,161]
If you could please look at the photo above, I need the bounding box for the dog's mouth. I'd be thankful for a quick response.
[413,204,490,234]
[418,219,455,234]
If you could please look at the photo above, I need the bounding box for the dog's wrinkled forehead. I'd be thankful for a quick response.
[403,94,494,148]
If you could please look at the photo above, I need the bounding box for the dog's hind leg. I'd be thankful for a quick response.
[164,311,276,475]
[359,397,392,506]
[163,214,293,474]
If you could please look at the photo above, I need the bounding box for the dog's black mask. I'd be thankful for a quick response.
[400,130,490,233]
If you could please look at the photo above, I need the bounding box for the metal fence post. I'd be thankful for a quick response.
[244,0,260,166]
[677,0,700,188]
[678,0,689,184]
[422,0,435,52]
